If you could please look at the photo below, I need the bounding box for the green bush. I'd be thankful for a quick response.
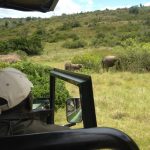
[144,17,150,26]
[0,62,70,110]
[0,41,7,53]
[47,32,68,43]
[91,33,122,47]
[0,36,43,55]
[91,36,104,47]
[47,32,79,43]
[67,33,79,40]
[62,39,86,49]
[129,6,139,15]
[72,53,101,72]
[118,49,150,72]
[138,31,150,43]
[59,20,81,30]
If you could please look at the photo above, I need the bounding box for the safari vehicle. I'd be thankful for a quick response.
[0,1,140,150]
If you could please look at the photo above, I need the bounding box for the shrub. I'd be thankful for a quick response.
[129,6,139,15]
[0,36,43,55]
[68,33,79,40]
[118,49,150,72]
[139,31,150,43]
[91,33,122,47]
[0,62,70,110]
[91,38,102,47]
[59,20,81,30]
[0,41,8,53]
[47,32,79,43]
[48,32,68,43]
[72,53,101,72]
[62,39,86,49]
[144,17,150,26]
[4,21,9,28]
[35,28,46,36]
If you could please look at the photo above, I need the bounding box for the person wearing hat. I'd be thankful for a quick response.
[0,67,69,136]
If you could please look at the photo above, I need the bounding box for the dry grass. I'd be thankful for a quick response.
[55,71,150,150]
[30,44,150,149]
[0,54,21,63]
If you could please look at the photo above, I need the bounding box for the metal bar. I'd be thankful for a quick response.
[50,68,97,128]
[50,68,90,85]
[79,80,97,128]
[51,71,84,85]
[49,75,55,124]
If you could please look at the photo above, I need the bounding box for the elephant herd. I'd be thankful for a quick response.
[65,55,121,72]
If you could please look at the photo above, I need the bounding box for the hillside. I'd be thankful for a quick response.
[0,6,150,51]
[0,6,150,71]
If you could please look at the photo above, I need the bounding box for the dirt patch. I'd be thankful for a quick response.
[0,54,21,63]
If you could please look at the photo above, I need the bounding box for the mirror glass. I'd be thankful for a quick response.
[66,98,82,123]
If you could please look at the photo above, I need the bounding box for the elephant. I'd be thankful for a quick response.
[65,62,83,71]
[101,55,121,72]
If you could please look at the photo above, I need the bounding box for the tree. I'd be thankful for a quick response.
[4,20,9,28]
[129,6,139,15]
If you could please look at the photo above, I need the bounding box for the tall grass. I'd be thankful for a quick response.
[55,72,150,150]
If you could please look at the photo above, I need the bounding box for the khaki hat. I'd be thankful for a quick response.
[0,67,33,113]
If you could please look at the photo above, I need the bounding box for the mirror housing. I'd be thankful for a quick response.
[66,98,82,124]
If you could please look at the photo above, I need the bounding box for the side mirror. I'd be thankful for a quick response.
[66,98,82,124]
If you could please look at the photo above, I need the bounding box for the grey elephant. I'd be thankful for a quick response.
[101,55,121,72]
[65,62,83,71]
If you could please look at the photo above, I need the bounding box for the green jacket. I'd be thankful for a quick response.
[0,111,69,136]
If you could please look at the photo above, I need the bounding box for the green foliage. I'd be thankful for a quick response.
[0,62,69,110]
[0,36,43,55]
[1,6,150,51]
[91,33,122,47]
[91,32,105,47]
[143,16,150,26]
[1,6,150,75]
[67,33,79,40]
[120,38,137,47]
[0,42,7,53]
[35,26,46,36]
[72,53,101,72]
[4,21,9,28]
[129,6,139,15]
[139,30,150,43]
[62,39,86,49]
[26,17,32,21]
[91,37,103,47]
[58,20,81,30]
[46,32,79,43]
[118,47,150,72]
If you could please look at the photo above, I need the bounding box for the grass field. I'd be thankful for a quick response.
[29,45,150,150]
[54,72,150,150]
[92,72,150,150]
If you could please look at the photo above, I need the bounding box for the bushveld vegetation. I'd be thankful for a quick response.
[0,5,150,149]
[0,6,150,71]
